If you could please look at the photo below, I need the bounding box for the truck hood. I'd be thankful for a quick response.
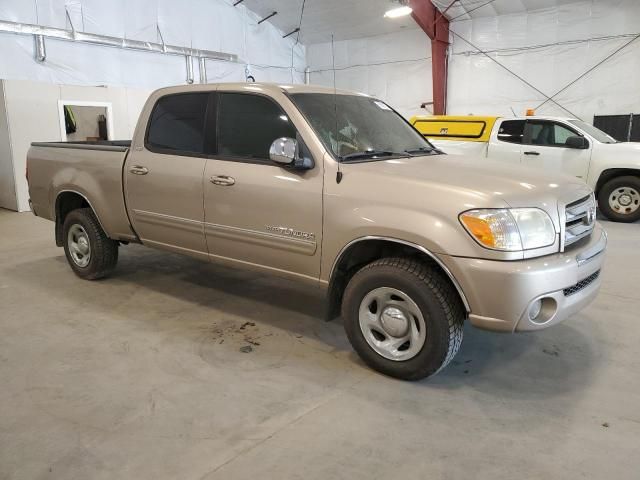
[341,153,592,229]
[593,141,640,167]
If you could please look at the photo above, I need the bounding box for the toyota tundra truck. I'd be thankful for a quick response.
[26,83,607,380]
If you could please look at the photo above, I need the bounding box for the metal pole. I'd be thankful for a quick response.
[199,57,207,84]
[34,34,46,62]
[186,55,194,84]
[304,67,310,84]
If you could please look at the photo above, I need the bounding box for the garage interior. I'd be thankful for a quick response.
[1,0,639,478]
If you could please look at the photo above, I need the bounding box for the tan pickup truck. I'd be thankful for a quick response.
[27,83,607,380]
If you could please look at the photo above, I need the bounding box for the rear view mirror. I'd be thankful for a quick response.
[565,135,589,149]
[269,137,297,165]
[269,137,314,170]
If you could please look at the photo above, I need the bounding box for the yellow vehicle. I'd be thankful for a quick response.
[410,115,497,142]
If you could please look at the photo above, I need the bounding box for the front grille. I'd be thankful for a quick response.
[564,194,596,248]
[563,270,600,297]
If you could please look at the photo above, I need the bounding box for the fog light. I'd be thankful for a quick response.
[529,299,542,320]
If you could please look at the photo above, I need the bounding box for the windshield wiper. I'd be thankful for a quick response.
[403,146,439,156]
[340,150,399,162]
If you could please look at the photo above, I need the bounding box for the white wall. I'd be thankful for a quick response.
[447,0,640,121]
[0,79,152,212]
[307,29,432,119]
[0,0,307,212]
[0,0,306,87]
[0,82,17,211]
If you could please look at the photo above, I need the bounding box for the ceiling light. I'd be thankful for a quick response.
[384,5,412,18]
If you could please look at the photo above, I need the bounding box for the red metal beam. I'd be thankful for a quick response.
[409,0,450,114]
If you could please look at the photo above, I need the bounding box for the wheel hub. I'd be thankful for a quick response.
[68,224,91,267]
[358,287,427,362]
[609,186,640,214]
[619,194,632,207]
[380,306,409,337]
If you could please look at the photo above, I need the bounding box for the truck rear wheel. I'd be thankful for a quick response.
[62,208,118,280]
[598,176,640,223]
[342,257,464,381]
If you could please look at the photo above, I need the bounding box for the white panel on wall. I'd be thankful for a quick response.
[0,0,306,90]
[447,0,640,120]
[307,29,431,119]
[0,79,151,212]
[0,0,307,211]
[0,81,17,211]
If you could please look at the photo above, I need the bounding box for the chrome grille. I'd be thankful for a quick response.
[564,194,596,248]
[563,270,600,297]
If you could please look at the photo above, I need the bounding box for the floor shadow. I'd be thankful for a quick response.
[12,245,601,394]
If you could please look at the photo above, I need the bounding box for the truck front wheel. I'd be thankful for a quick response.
[598,176,640,223]
[62,208,118,280]
[342,257,464,380]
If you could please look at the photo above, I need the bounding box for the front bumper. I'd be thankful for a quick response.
[439,224,607,332]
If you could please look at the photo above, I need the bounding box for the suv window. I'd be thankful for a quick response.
[218,93,296,160]
[497,120,525,144]
[147,93,209,154]
[526,121,579,147]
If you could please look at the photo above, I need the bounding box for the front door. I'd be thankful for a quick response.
[203,90,323,281]
[124,92,213,258]
[488,119,525,164]
[521,120,591,180]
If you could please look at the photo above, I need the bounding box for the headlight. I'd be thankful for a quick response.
[459,208,556,251]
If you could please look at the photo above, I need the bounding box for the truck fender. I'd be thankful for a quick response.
[325,236,471,321]
[54,190,107,247]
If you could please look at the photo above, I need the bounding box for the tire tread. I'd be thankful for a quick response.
[63,208,118,280]
[343,256,465,380]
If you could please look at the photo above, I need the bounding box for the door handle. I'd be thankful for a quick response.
[129,165,149,175]
[210,175,235,186]
[523,151,540,156]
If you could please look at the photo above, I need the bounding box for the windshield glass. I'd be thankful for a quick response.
[569,120,618,144]
[290,93,435,161]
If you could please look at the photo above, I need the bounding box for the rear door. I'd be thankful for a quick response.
[521,120,591,180]
[124,92,213,257]
[202,89,323,281]
[487,119,525,163]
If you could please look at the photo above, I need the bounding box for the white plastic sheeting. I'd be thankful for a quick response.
[448,0,640,120]
[307,29,432,119]
[0,0,306,88]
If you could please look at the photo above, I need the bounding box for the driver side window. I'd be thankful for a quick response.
[217,92,296,161]
[526,121,579,147]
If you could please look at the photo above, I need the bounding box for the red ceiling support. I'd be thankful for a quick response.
[410,0,450,114]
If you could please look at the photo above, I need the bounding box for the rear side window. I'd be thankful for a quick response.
[497,120,525,144]
[147,93,208,154]
[217,93,296,160]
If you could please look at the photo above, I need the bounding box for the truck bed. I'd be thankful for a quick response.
[27,140,137,241]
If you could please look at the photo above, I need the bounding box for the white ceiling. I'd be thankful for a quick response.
[240,0,592,45]
[240,0,418,45]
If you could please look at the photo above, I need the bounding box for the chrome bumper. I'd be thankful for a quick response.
[439,224,607,333]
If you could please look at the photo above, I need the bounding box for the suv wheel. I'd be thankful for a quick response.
[598,176,640,223]
[62,208,119,280]
[342,257,465,380]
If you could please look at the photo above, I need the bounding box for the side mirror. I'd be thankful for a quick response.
[565,135,589,149]
[270,137,297,165]
[269,137,314,170]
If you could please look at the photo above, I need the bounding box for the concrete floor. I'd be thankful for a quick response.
[1,208,639,480]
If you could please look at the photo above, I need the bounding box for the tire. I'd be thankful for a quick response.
[342,257,464,381]
[598,176,640,223]
[62,208,118,280]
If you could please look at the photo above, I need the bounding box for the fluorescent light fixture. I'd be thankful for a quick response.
[384,5,412,18]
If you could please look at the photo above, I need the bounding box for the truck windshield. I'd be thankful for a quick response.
[290,93,436,161]
[569,120,618,144]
